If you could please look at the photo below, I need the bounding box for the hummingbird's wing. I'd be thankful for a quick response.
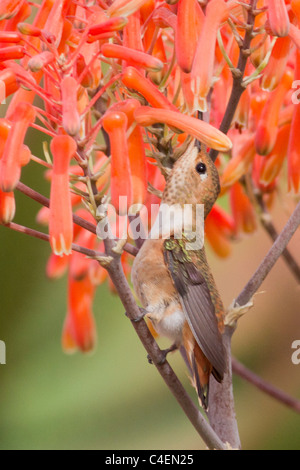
[164,239,226,382]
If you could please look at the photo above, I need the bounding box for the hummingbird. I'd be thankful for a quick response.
[131,141,226,409]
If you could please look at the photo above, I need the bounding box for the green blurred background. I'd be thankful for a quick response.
[0,121,300,450]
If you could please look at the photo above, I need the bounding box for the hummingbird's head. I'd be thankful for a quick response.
[162,141,220,217]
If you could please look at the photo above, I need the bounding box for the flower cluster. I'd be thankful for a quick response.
[0,0,299,352]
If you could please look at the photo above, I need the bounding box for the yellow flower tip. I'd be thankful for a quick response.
[51,234,72,257]
[62,329,78,355]
[0,190,15,224]
[261,76,278,93]
[196,97,208,113]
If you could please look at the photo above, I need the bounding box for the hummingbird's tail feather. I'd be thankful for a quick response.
[182,323,212,410]
[191,348,209,410]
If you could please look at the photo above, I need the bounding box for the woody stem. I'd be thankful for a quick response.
[210,0,258,162]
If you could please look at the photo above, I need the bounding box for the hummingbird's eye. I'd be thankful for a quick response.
[195,162,207,174]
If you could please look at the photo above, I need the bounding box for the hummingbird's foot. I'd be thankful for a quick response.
[147,343,178,366]
[125,307,147,323]
[225,298,254,327]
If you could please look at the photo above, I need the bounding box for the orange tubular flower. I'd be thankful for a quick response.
[123,11,143,51]
[252,154,277,193]
[249,91,268,131]
[46,252,70,279]
[0,32,21,43]
[62,272,97,354]
[287,52,300,193]
[255,70,293,155]
[61,76,81,137]
[259,123,291,187]
[180,70,197,114]
[49,135,77,256]
[234,85,250,128]
[122,66,177,111]
[221,133,256,189]
[69,229,96,280]
[230,182,257,234]
[134,106,233,152]
[101,44,163,72]
[4,0,31,30]
[176,0,201,73]
[43,0,72,47]
[0,102,35,192]
[17,22,42,37]
[289,2,300,48]
[0,117,31,168]
[88,17,128,36]
[291,0,300,16]
[107,0,149,18]
[102,112,133,215]
[140,0,156,51]
[0,68,18,98]
[288,23,300,49]
[205,205,235,258]
[152,5,177,30]
[191,0,229,112]
[5,0,57,117]
[261,36,291,91]
[0,46,26,62]
[267,0,290,37]
[109,99,147,211]
[0,0,23,20]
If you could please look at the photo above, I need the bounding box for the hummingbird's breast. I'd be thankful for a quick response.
[131,238,185,344]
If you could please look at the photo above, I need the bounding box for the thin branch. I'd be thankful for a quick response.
[235,200,300,309]
[3,222,105,258]
[210,0,258,162]
[232,358,300,414]
[260,217,300,282]
[256,194,300,283]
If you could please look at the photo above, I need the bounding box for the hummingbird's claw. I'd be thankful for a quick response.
[147,343,178,366]
[125,307,147,323]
